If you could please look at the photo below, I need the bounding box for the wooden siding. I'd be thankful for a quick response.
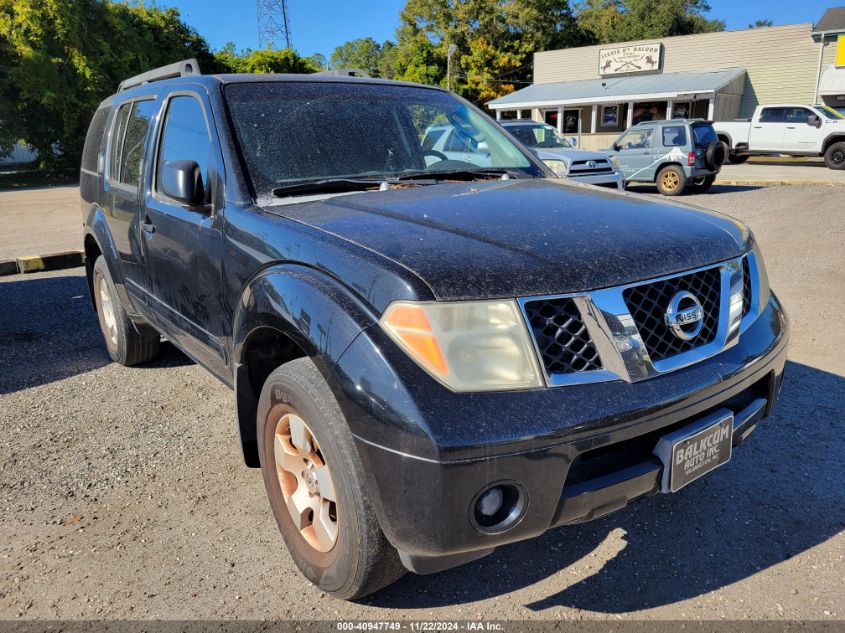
[535,23,822,118]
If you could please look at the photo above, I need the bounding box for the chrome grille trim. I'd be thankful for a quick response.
[519,254,761,387]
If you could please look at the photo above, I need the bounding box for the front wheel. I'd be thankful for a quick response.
[257,358,405,600]
[824,142,845,170]
[656,165,687,196]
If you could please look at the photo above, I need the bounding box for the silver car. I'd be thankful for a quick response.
[500,120,625,189]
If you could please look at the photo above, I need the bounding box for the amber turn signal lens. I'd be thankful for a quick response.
[381,304,449,377]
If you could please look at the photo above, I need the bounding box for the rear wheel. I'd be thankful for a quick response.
[824,142,845,170]
[727,152,749,164]
[257,358,405,599]
[92,256,159,365]
[687,174,716,194]
[656,165,686,196]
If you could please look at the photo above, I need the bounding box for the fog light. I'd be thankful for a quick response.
[477,486,504,517]
[471,482,527,534]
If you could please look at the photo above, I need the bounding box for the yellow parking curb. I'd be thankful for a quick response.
[16,255,45,273]
[716,179,844,187]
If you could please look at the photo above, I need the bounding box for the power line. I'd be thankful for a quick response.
[257,0,292,50]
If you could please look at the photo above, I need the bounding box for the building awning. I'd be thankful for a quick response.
[487,67,746,110]
[818,64,845,96]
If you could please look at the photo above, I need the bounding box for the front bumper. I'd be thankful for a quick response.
[330,294,788,574]
[566,170,626,190]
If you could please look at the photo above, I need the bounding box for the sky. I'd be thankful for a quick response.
[164,0,841,59]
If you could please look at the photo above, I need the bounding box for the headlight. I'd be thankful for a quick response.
[752,241,771,313]
[542,159,568,177]
[610,156,621,171]
[380,300,544,392]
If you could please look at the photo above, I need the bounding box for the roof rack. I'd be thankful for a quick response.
[118,59,201,92]
[314,68,371,78]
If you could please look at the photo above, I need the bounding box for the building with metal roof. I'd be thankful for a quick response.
[488,7,845,150]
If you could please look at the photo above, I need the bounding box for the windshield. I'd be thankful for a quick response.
[815,105,845,120]
[691,123,718,147]
[504,123,573,149]
[224,82,541,197]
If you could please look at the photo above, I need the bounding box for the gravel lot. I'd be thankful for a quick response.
[1,184,843,622]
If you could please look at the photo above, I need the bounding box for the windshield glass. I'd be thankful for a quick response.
[224,82,540,197]
[504,123,573,149]
[815,105,845,120]
[691,123,717,146]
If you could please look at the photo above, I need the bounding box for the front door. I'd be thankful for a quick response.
[781,107,823,152]
[140,92,227,374]
[613,126,657,182]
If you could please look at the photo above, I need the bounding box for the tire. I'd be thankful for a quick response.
[706,142,726,169]
[719,141,731,164]
[257,358,405,600]
[655,165,687,196]
[727,153,749,164]
[823,141,845,170]
[686,174,716,194]
[92,256,160,366]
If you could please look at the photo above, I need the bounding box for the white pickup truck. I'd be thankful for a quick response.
[714,104,845,169]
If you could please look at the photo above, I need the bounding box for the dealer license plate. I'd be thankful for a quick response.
[654,411,733,493]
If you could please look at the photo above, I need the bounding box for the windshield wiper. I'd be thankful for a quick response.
[395,168,523,182]
[272,178,388,198]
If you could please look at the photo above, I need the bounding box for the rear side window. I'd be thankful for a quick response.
[157,96,212,193]
[662,126,687,147]
[759,107,786,123]
[110,99,158,188]
[82,106,109,173]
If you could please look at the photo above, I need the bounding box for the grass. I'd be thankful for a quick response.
[0,168,78,190]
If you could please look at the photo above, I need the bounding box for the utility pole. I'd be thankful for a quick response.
[447,44,457,92]
[257,0,293,50]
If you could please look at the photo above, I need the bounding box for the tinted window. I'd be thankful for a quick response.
[692,124,717,146]
[109,104,131,180]
[224,82,537,197]
[617,128,653,149]
[662,126,687,147]
[422,128,445,150]
[157,96,212,192]
[759,107,786,123]
[82,106,109,173]
[112,100,157,188]
[784,107,810,123]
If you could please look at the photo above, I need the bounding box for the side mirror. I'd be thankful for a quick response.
[566,136,578,147]
[160,160,205,206]
[611,143,619,152]
[807,114,822,128]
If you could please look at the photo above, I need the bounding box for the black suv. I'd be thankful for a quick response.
[81,60,789,599]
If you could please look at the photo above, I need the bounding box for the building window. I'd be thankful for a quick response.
[632,102,667,125]
[601,105,619,127]
[563,109,580,133]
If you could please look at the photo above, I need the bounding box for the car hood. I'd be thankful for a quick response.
[533,148,611,163]
[263,179,749,301]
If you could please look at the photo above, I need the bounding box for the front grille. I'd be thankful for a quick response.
[622,266,721,362]
[523,298,603,375]
[570,159,613,175]
[742,257,752,318]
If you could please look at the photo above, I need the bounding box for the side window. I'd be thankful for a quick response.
[82,106,110,173]
[617,128,653,149]
[662,126,687,147]
[422,128,445,150]
[110,100,157,188]
[785,108,810,123]
[759,108,785,123]
[157,95,212,195]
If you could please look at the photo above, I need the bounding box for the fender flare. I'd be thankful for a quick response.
[230,264,382,466]
[717,132,733,150]
[822,134,845,153]
[83,207,138,316]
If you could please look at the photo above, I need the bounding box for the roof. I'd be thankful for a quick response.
[814,6,845,33]
[487,68,746,109]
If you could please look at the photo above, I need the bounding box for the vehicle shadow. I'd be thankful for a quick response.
[0,272,192,394]
[626,184,767,196]
[367,360,845,612]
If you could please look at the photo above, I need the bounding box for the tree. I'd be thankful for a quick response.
[330,37,386,76]
[576,0,725,44]
[0,0,217,165]
[392,0,586,104]
[309,53,328,71]
[748,19,773,28]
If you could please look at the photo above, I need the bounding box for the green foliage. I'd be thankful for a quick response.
[576,0,725,44]
[748,19,773,29]
[330,37,386,76]
[0,1,316,167]
[391,0,585,104]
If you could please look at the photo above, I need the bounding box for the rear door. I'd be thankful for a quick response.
[749,107,788,151]
[103,97,160,297]
[140,90,227,374]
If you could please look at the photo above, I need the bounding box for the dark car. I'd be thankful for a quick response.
[80,60,789,600]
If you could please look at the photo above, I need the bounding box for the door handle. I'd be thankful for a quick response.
[140,217,156,235]
[753,126,762,129]
[786,126,796,129]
